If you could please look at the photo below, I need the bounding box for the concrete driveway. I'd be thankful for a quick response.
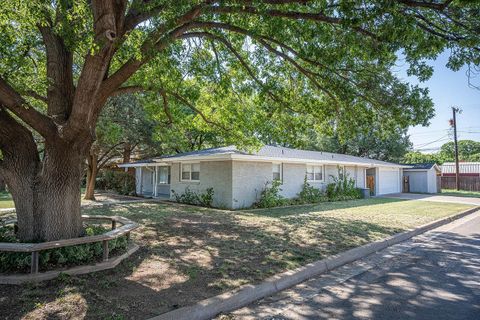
[228,209,480,320]
[381,193,480,206]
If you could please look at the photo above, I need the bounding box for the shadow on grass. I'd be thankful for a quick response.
[242,197,406,217]
[0,201,405,320]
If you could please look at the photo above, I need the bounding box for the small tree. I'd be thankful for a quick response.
[84,94,156,200]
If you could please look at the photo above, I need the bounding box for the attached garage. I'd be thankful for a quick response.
[378,167,402,195]
[403,163,440,194]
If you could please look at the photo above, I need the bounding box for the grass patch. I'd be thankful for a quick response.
[0,191,14,209]
[0,198,474,319]
[440,189,480,198]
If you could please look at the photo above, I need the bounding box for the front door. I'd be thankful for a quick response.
[367,175,375,196]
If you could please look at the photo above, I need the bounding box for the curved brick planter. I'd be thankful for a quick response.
[0,215,139,284]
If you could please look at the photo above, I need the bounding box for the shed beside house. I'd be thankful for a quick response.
[403,163,440,194]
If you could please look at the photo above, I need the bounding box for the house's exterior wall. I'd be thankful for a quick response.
[325,165,338,183]
[279,163,306,198]
[135,167,142,194]
[170,161,233,208]
[230,162,368,209]
[231,161,271,209]
[140,167,155,196]
[356,166,366,188]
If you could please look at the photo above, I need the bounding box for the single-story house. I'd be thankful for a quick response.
[119,145,411,209]
[402,163,441,194]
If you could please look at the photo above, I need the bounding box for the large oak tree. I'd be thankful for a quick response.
[0,1,479,241]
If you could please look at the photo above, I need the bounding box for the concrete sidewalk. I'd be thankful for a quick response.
[381,192,480,206]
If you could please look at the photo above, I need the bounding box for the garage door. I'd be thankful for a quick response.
[378,168,400,195]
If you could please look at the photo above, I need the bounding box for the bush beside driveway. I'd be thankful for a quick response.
[0,198,474,319]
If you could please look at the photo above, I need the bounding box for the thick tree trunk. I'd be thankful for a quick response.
[84,152,98,201]
[123,142,136,175]
[33,142,86,241]
[3,135,90,242]
[0,175,5,191]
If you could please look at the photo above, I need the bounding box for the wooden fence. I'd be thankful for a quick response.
[441,176,480,191]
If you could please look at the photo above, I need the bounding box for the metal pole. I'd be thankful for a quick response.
[452,107,460,191]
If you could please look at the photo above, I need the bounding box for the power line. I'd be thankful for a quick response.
[413,135,450,149]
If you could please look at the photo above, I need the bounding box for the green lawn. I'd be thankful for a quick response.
[0,191,14,209]
[440,189,480,198]
[0,198,474,319]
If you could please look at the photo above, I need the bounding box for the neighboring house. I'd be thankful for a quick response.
[440,162,480,191]
[119,145,409,209]
[441,162,480,177]
[402,163,441,194]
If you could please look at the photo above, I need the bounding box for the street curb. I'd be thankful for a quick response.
[149,206,480,320]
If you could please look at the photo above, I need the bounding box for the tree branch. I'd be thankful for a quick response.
[207,5,379,40]
[0,77,56,139]
[111,84,230,131]
[21,90,48,104]
[38,25,75,122]
[160,89,174,125]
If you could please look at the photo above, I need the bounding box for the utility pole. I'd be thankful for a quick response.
[451,107,461,191]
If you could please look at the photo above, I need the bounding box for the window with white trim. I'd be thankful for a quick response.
[181,163,200,181]
[306,165,323,182]
[272,163,282,181]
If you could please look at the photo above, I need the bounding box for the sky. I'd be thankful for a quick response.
[395,52,480,153]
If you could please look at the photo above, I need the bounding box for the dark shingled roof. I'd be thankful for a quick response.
[403,163,436,170]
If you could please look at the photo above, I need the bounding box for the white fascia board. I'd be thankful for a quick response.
[117,161,169,168]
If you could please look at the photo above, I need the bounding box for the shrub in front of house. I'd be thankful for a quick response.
[171,187,215,207]
[0,225,128,273]
[254,180,290,208]
[253,168,361,209]
[326,167,362,201]
[297,176,327,204]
